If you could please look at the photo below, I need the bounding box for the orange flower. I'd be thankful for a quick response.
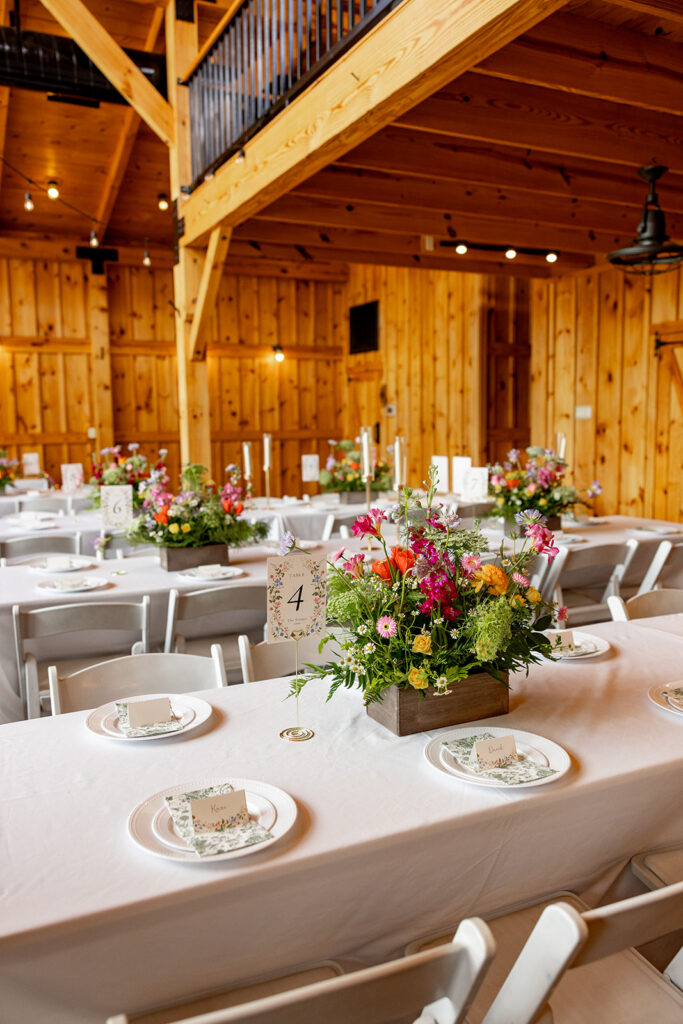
[153,505,169,525]
[222,499,233,514]
[234,501,244,515]
[348,461,360,470]
[472,563,509,596]
[372,557,397,582]
[390,546,416,575]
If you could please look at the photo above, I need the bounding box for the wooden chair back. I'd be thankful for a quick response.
[164,584,267,653]
[49,646,227,714]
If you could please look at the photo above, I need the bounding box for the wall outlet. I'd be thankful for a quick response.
[575,405,593,420]
[87,426,97,439]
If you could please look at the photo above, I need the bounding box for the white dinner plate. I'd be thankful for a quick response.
[176,566,246,581]
[553,535,587,546]
[627,526,680,537]
[647,681,683,718]
[545,631,611,660]
[424,726,571,789]
[8,517,56,531]
[36,576,109,594]
[85,692,213,741]
[127,777,298,862]
[28,556,97,573]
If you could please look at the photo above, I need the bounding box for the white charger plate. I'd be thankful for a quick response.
[424,726,571,789]
[176,566,246,581]
[647,682,683,718]
[36,576,109,594]
[28,556,97,573]
[545,631,611,660]
[86,692,213,741]
[128,777,297,862]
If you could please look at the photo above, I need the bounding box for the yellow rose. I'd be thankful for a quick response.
[539,498,547,506]
[526,587,541,605]
[181,523,191,533]
[496,497,505,506]
[408,666,429,690]
[412,634,432,655]
[168,523,180,535]
[510,595,525,608]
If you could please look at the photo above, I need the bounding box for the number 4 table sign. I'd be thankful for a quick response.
[267,552,327,742]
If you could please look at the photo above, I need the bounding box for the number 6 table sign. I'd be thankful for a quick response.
[267,554,327,742]
[100,485,134,530]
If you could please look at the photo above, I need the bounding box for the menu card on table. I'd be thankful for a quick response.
[100,485,133,529]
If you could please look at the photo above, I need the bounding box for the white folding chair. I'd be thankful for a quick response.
[13,596,150,718]
[106,918,494,1024]
[238,630,343,683]
[0,532,82,562]
[10,477,49,491]
[18,495,71,514]
[638,541,683,594]
[48,647,227,714]
[608,589,683,622]
[321,514,353,540]
[165,584,268,680]
[631,844,683,991]
[480,882,683,1024]
[540,539,638,625]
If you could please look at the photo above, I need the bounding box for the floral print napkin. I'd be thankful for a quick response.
[115,701,183,738]
[666,686,683,711]
[165,783,272,857]
[442,731,558,785]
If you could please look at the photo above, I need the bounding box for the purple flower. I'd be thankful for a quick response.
[514,509,547,527]
[279,531,295,555]
[325,455,336,471]
[588,480,602,497]
[507,448,520,463]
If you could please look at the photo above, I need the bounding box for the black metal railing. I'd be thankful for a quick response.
[186,0,401,189]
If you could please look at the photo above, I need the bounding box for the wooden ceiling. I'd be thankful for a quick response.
[1,0,682,278]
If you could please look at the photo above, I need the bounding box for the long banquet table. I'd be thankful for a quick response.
[1,614,682,1023]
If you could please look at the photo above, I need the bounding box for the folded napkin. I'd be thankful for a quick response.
[667,686,683,711]
[46,575,91,591]
[165,784,271,857]
[442,732,558,785]
[115,701,183,738]
[194,563,225,578]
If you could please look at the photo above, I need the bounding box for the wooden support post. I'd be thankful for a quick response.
[86,272,114,452]
[188,226,232,362]
[166,3,212,468]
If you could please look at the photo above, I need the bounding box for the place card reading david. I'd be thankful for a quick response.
[473,734,518,769]
[190,789,250,833]
[100,484,133,529]
[267,555,326,643]
[301,453,320,482]
[127,697,173,728]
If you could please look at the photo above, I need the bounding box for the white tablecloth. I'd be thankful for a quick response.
[1,615,682,1022]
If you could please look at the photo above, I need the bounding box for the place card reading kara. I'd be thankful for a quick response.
[190,789,249,833]
[473,734,518,769]
[127,697,173,728]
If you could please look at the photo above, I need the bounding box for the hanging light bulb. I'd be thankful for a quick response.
[157,193,169,211]
[89,228,99,248]
[142,249,151,267]
[455,243,468,255]
[545,252,558,264]
[273,345,285,363]
[47,181,60,200]
[24,192,34,212]
[505,248,517,260]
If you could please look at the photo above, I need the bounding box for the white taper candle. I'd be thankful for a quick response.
[263,434,272,471]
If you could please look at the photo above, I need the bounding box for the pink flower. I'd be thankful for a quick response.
[343,553,365,579]
[460,554,481,575]
[332,546,346,562]
[376,616,397,638]
[512,572,530,586]
[557,605,569,622]
[352,508,387,539]
[525,524,559,563]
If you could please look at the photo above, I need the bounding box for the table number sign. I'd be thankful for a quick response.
[463,467,489,502]
[430,455,449,493]
[451,456,472,495]
[61,463,84,494]
[100,485,134,529]
[301,454,320,483]
[21,452,41,476]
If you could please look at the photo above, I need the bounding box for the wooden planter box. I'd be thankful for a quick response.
[339,491,381,504]
[366,673,509,736]
[503,513,560,536]
[158,543,229,572]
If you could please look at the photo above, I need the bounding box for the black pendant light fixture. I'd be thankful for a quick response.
[608,165,683,275]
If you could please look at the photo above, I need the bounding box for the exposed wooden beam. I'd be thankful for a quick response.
[188,226,232,361]
[335,128,683,212]
[607,0,683,23]
[38,0,175,146]
[473,12,683,116]
[95,7,165,237]
[396,72,683,170]
[180,0,570,246]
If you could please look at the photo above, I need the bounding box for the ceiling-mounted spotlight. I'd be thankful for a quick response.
[23,191,34,211]
[545,252,558,264]
[157,193,169,211]
[608,165,683,275]
[455,243,468,255]
[47,180,60,200]
[89,228,99,248]
[273,345,285,363]
[505,248,517,260]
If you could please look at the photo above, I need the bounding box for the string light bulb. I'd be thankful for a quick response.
[24,191,34,211]
[142,249,151,267]
[273,345,285,363]
[157,193,169,211]
[47,181,60,200]
[236,148,246,163]
[455,243,468,255]
[89,228,99,248]
[545,252,558,264]
[505,248,517,260]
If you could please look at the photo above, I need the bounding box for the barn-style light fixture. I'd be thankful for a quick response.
[89,228,99,248]
[46,180,60,199]
[608,166,683,275]
[23,191,34,211]
[157,193,169,211]
[273,345,285,363]
[142,239,151,267]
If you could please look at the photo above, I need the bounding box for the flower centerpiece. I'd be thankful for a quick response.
[90,444,169,510]
[0,450,19,492]
[319,439,392,503]
[295,476,561,736]
[488,447,601,531]
[126,463,268,571]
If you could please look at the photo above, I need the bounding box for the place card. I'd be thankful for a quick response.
[22,452,41,476]
[46,555,71,571]
[100,484,133,529]
[429,455,449,493]
[442,732,559,785]
[165,784,273,857]
[267,555,327,643]
[190,789,249,833]
[301,453,320,482]
[554,629,575,650]
[127,696,173,728]
[473,734,518,769]
[451,456,472,495]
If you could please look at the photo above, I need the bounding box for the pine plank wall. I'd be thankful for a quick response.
[1,252,680,520]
